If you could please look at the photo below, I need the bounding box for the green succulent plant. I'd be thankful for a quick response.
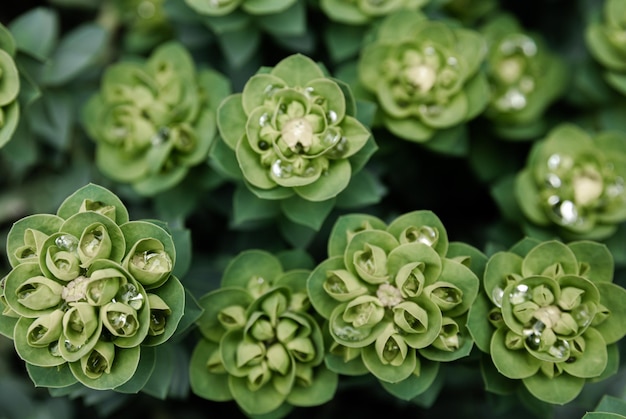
[586,0,626,96]
[189,250,337,417]
[0,184,186,391]
[467,238,626,404]
[82,42,230,196]
[480,13,567,140]
[320,0,428,25]
[514,123,626,240]
[357,11,490,147]
[111,0,174,53]
[0,22,20,149]
[306,211,485,400]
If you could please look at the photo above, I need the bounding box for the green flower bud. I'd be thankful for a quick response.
[558,287,585,311]
[101,302,139,337]
[393,300,428,334]
[431,317,461,351]
[323,269,368,302]
[395,262,426,298]
[16,276,63,311]
[63,302,99,347]
[79,199,117,221]
[78,223,112,266]
[26,309,64,347]
[266,343,290,375]
[14,229,48,264]
[85,268,124,306]
[218,305,247,330]
[147,293,171,336]
[236,339,266,368]
[126,238,173,287]
[375,324,408,366]
[353,244,389,284]
[80,340,115,379]
[342,295,385,328]
[45,247,81,282]
[425,282,463,311]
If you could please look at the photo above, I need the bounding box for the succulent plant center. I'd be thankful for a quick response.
[572,166,604,206]
[62,275,89,302]
[404,63,437,93]
[376,283,404,307]
[281,117,314,152]
[498,56,525,84]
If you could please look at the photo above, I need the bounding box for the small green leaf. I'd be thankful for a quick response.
[379,359,439,400]
[43,23,107,86]
[280,195,335,231]
[9,7,58,60]
[522,371,585,405]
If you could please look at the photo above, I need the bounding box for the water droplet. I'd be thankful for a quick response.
[492,286,504,308]
[29,325,47,342]
[304,86,315,98]
[326,137,348,159]
[64,339,82,353]
[606,177,625,197]
[55,235,78,252]
[271,159,293,178]
[415,226,438,246]
[332,324,370,342]
[327,110,338,123]
[323,131,341,147]
[264,84,281,98]
[48,341,61,357]
[547,154,562,170]
[87,351,108,374]
[256,277,265,284]
[548,339,570,360]
[447,56,458,66]
[554,200,579,225]
[82,229,103,256]
[259,113,269,127]
[151,126,170,146]
[497,89,527,111]
[258,140,269,150]
[383,339,400,362]
[118,284,144,310]
[546,173,562,189]
[571,304,592,328]
[522,40,538,56]
[150,311,167,331]
[424,46,435,56]
[525,333,541,350]
[509,284,530,305]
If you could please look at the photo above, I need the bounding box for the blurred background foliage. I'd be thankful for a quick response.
[2,0,626,418]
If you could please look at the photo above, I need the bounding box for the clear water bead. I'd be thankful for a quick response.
[509,284,530,305]
[271,159,293,179]
[55,235,78,252]
[119,283,144,310]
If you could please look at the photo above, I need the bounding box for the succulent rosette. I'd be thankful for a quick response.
[320,0,428,25]
[185,0,297,16]
[357,11,490,145]
[586,0,626,96]
[189,250,337,417]
[217,53,373,202]
[82,41,230,195]
[112,0,174,53]
[514,123,626,240]
[480,13,567,139]
[467,238,626,404]
[0,22,20,149]
[0,184,185,391]
[306,210,484,400]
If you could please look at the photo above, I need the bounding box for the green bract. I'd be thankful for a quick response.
[467,238,626,404]
[586,0,626,96]
[0,184,185,391]
[82,42,230,195]
[307,211,484,400]
[320,0,428,25]
[189,250,337,417]
[357,11,489,144]
[480,13,567,140]
[0,22,20,149]
[514,124,626,240]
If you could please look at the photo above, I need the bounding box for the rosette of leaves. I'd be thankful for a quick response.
[512,124,626,240]
[586,0,626,96]
[214,53,378,244]
[320,0,428,25]
[0,22,20,149]
[357,10,489,153]
[180,0,310,69]
[111,0,174,53]
[189,250,338,417]
[480,13,567,140]
[306,210,484,401]
[82,41,230,195]
[467,238,626,404]
[0,183,186,391]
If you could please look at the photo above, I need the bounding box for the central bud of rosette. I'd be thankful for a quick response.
[281,117,314,153]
